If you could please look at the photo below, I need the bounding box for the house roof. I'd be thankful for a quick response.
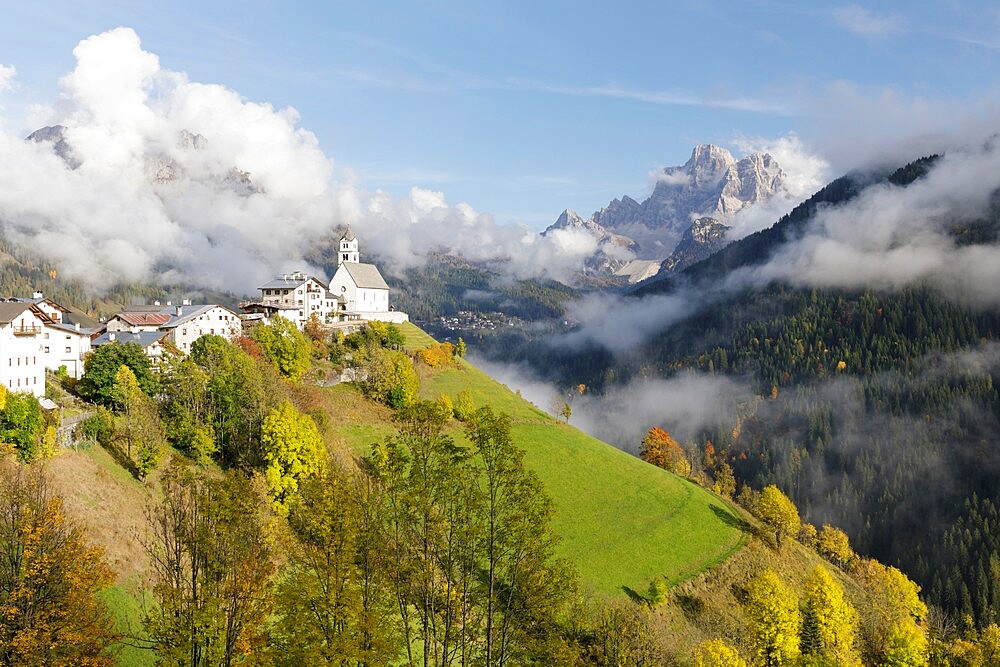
[157,304,240,329]
[10,296,71,313]
[47,321,93,336]
[0,302,33,324]
[116,312,172,327]
[342,262,389,290]
[0,302,53,325]
[258,272,327,291]
[92,330,168,349]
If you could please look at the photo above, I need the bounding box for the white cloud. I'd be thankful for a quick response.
[728,133,832,239]
[831,5,904,37]
[0,27,614,294]
[0,65,15,94]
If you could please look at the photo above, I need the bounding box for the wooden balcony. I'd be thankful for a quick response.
[12,325,41,336]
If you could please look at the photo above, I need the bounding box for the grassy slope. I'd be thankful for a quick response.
[46,444,155,667]
[333,322,747,596]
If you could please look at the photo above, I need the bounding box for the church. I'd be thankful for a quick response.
[247,229,408,329]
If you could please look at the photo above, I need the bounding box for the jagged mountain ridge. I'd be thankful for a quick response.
[25,124,263,196]
[545,144,785,282]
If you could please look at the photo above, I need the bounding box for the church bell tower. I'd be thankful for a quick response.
[338,227,360,265]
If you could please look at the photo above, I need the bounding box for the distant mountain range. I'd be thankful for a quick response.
[544,143,785,283]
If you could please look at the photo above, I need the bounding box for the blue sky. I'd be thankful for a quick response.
[1,1,999,229]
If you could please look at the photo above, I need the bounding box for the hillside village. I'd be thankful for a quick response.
[0,229,406,398]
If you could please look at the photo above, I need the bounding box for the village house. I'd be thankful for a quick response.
[10,292,92,380]
[0,302,48,398]
[104,300,243,357]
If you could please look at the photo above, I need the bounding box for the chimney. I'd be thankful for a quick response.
[166,300,172,306]
[153,300,160,306]
[182,298,191,306]
[176,305,183,317]
[109,332,116,342]
[74,323,80,332]
[32,291,43,300]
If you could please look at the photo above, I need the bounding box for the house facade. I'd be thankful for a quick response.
[91,330,169,366]
[0,302,47,398]
[162,304,243,354]
[42,322,91,379]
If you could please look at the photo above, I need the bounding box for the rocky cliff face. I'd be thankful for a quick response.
[545,144,785,282]
[658,216,730,275]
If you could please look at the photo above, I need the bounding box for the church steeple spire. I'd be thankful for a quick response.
[338,227,360,265]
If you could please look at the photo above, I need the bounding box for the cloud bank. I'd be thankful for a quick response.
[0,28,632,293]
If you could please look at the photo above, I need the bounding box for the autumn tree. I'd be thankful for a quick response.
[0,463,119,666]
[249,315,311,381]
[755,484,800,549]
[78,341,158,407]
[693,638,747,667]
[144,461,274,667]
[260,400,326,514]
[356,346,418,408]
[856,558,928,667]
[801,565,861,665]
[639,426,690,476]
[744,569,801,666]
[817,524,855,569]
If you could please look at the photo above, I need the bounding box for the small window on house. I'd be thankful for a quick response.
[65,334,70,340]
[65,347,71,354]
[44,332,49,339]
[44,347,49,353]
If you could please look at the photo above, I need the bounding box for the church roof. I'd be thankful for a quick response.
[341,227,356,242]
[342,262,389,290]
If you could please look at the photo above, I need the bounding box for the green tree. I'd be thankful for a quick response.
[356,346,418,408]
[261,400,326,515]
[111,365,165,479]
[249,316,311,381]
[190,334,276,468]
[693,638,747,667]
[78,341,158,408]
[145,461,274,667]
[456,337,467,357]
[0,463,119,666]
[756,484,801,549]
[801,565,861,666]
[453,390,475,421]
[0,392,44,460]
[744,569,801,666]
[271,460,399,665]
[466,406,576,665]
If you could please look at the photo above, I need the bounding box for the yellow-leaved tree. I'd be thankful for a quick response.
[744,569,801,666]
[755,484,800,549]
[262,400,327,514]
[800,565,861,666]
[856,558,929,667]
[0,463,119,665]
[693,638,747,666]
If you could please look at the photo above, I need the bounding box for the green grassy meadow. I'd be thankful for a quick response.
[333,329,747,596]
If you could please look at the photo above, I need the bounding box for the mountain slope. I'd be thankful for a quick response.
[328,322,747,595]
